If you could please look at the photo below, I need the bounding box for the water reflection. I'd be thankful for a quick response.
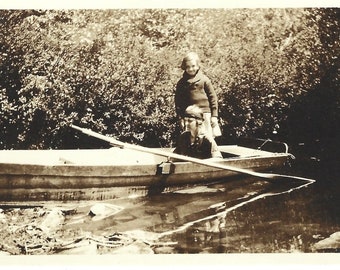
[61,174,322,254]
[159,175,340,254]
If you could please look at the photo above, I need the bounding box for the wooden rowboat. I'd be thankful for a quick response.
[0,141,292,202]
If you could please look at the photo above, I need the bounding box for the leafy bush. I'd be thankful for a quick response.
[0,9,338,150]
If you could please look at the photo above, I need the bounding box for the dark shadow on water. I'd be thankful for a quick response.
[62,172,325,254]
[162,155,340,253]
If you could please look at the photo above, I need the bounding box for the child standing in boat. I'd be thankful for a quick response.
[173,105,222,159]
[175,52,222,138]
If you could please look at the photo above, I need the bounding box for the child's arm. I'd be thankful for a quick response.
[204,78,218,117]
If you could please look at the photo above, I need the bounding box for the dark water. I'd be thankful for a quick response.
[59,154,340,254]
[168,181,339,253]
[160,160,340,254]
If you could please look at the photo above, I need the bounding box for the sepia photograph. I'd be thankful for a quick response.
[0,0,339,268]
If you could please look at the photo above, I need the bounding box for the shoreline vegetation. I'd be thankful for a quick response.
[0,9,338,160]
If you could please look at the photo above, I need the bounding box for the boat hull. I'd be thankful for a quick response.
[0,146,290,201]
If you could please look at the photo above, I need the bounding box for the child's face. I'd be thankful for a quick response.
[184,60,199,76]
[184,117,199,136]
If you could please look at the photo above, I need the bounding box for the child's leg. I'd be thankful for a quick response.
[202,113,213,138]
[203,113,222,138]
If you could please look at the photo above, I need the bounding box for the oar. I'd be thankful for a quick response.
[70,124,315,183]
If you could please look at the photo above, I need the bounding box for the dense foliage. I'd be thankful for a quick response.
[0,8,339,150]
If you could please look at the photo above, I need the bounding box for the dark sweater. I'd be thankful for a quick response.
[175,69,218,118]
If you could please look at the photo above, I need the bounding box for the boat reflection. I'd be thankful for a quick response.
[63,175,307,244]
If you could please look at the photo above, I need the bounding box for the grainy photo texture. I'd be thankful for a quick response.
[0,8,339,260]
